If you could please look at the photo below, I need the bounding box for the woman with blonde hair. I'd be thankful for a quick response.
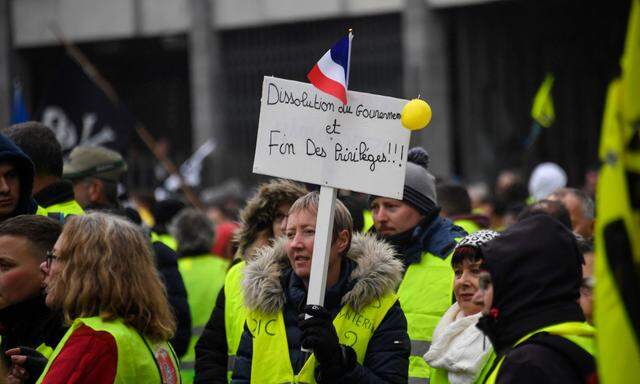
[17,212,180,383]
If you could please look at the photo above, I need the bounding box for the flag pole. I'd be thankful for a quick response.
[346,28,353,88]
[48,24,205,211]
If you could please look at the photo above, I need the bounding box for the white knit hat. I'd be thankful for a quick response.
[528,162,567,202]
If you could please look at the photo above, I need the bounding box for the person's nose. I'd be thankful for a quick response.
[373,208,387,223]
[0,176,9,193]
[290,232,304,249]
[459,270,473,286]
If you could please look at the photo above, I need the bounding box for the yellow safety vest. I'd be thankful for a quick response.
[36,316,181,384]
[248,292,398,384]
[178,254,229,383]
[453,219,480,234]
[35,205,48,216]
[484,322,595,384]
[151,232,178,251]
[45,199,84,216]
[398,250,455,384]
[224,261,247,381]
[362,210,374,233]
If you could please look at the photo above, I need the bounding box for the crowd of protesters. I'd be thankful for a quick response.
[0,121,597,383]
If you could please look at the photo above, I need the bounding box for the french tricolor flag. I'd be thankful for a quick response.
[307,32,353,105]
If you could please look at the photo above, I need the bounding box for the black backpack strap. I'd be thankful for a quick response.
[523,332,597,383]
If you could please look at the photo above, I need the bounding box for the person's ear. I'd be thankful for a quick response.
[335,229,350,254]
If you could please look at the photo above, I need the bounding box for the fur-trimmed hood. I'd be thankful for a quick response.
[243,233,404,313]
[234,179,307,259]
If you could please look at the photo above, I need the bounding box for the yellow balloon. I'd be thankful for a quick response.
[401,98,432,131]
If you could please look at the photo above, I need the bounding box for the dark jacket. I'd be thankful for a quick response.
[152,241,192,357]
[477,215,590,383]
[0,133,37,218]
[0,296,67,371]
[33,179,76,208]
[232,233,410,383]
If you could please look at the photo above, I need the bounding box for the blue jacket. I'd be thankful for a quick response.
[0,133,37,218]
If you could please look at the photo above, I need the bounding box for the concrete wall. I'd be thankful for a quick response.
[12,0,408,47]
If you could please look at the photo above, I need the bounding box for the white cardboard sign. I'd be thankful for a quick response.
[253,77,410,199]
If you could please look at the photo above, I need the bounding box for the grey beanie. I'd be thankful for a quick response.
[370,147,437,214]
[402,147,437,214]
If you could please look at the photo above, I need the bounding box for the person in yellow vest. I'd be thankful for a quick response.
[9,212,181,383]
[194,178,307,383]
[152,199,187,251]
[0,216,67,382]
[63,145,193,358]
[437,182,490,234]
[232,192,410,383]
[473,214,596,383]
[171,208,229,383]
[3,122,83,218]
[369,147,467,384]
[424,230,499,384]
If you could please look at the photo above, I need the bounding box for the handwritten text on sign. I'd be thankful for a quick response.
[253,77,410,199]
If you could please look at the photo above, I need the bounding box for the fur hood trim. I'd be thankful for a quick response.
[234,179,307,259]
[243,233,404,313]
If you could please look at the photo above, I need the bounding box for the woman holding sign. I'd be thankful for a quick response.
[232,192,410,383]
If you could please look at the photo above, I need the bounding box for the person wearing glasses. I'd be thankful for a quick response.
[12,212,181,383]
[0,215,65,383]
[472,215,596,384]
[423,230,499,384]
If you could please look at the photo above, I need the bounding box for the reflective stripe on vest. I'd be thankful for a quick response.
[178,255,229,383]
[484,322,596,384]
[398,250,455,382]
[45,199,85,216]
[36,316,181,384]
[224,261,247,381]
[248,292,398,384]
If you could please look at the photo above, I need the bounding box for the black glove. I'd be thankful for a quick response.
[299,305,357,382]
[298,305,341,365]
[16,347,48,384]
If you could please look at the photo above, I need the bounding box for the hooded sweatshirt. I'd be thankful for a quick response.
[0,133,37,219]
[476,215,588,383]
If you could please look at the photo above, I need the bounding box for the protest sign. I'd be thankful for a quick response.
[253,75,413,318]
[253,76,411,199]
